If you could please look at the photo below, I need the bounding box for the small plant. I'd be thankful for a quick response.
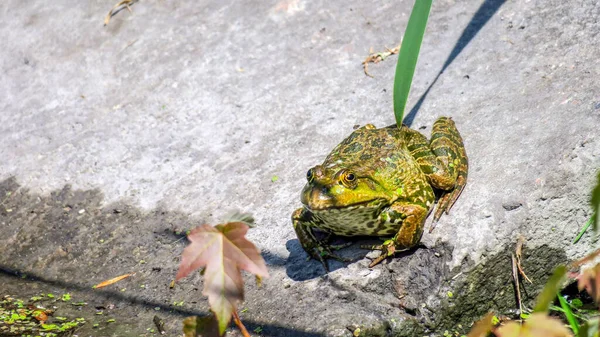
[0,295,85,336]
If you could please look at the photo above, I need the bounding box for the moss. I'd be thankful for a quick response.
[433,245,567,334]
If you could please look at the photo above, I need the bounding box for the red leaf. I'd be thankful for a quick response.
[176,222,269,335]
[577,263,600,304]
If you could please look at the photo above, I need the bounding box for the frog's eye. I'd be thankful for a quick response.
[341,171,357,186]
[306,169,314,182]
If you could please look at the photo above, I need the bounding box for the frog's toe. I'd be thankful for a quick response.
[362,242,412,267]
[305,244,354,271]
[433,174,467,223]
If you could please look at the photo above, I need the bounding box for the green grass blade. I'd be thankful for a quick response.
[591,171,600,232]
[393,0,433,127]
[533,265,566,313]
[573,215,595,244]
[557,291,580,334]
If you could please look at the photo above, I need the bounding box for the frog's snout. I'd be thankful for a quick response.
[311,165,327,182]
[301,183,334,210]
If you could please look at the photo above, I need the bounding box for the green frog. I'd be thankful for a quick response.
[292,117,468,269]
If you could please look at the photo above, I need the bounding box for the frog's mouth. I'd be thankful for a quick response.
[304,196,387,213]
[301,182,388,211]
[305,200,374,212]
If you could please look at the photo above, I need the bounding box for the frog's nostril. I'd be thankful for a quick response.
[314,165,325,177]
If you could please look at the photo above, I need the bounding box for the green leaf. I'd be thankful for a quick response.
[591,170,600,232]
[556,291,579,334]
[393,0,433,126]
[533,265,566,313]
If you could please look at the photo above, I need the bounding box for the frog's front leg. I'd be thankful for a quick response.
[367,202,428,267]
[292,208,352,271]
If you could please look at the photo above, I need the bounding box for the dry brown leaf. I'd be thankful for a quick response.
[176,222,269,335]
[467,312,494,337]
[93,272,135,289]
[494,313,573,337]
[32,310,48,322]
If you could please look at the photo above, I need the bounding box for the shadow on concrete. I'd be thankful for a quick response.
[404,0,507,126]
[284,239,347,280]
[0,266,324,337]
[0,176,327,337]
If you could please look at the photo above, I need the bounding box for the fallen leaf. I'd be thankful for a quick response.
[494,313,572,337]
[93,272,135,289]
[467,312,494,337]
[176,223,269,335]
[32,310,48,322]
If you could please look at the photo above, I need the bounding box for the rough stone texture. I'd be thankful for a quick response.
[1,0,599,336]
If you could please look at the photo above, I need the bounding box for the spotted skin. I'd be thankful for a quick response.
[292,117,468,270]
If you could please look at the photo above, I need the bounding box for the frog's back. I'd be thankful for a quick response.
[324,125,408,167]
[323,125,429,197]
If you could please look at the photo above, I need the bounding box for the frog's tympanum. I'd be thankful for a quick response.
[292,117,468,269]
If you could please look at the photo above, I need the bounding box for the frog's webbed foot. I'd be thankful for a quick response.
[309,242,354,272]
[432,170,467,223]
[292,208,353,272]
[361,241,410,267]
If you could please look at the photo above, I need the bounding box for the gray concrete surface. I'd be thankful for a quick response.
[1,0,600,336]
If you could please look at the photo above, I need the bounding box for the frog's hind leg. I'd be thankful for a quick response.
[429,117,468,224]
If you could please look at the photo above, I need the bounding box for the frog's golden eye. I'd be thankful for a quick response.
[306,169,314,182]
[340,171,357,186]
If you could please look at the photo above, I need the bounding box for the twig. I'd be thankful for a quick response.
[104,0,139,26]
[515,235,532,283]
[511,253,523,315]
[232,310,251,337]
[92,272,135,289]
[361,44,401,77]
